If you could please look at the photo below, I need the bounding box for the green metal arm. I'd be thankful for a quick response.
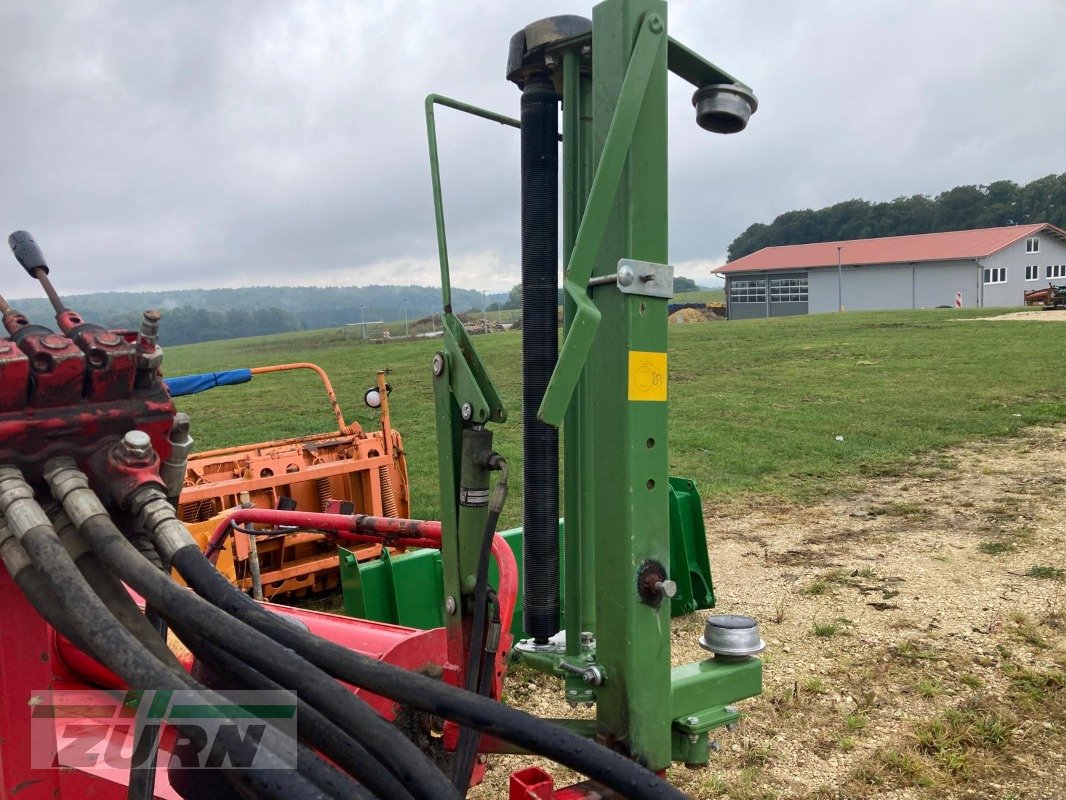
[424,94,516,424]
[666,37,749,90]
[537,13,665,428]
[425,94,521,310]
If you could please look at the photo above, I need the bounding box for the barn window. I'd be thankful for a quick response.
[1025,265,1039,281]
[769,276,809,302]
[1049,265,1066,279]
[1026,237,1039,253]
[729,279,766,303]
[983,268,1006,284]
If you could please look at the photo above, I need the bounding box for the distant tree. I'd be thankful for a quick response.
[674,276,699,293]
[505,284,523,310]
[726,173,1066,261]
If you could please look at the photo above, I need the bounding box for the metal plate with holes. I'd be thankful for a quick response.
[616,259,674,299]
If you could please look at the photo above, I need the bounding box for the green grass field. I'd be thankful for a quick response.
[165,308,1066,529]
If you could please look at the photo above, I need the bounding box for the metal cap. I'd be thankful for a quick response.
[692,84,758,134]
[506,15,591,87]
[698,614,765,658]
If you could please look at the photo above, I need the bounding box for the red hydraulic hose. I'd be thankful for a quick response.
[205,509,440,561]
[203,508,518,636]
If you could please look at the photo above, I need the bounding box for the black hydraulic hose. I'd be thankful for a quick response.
[64,507,459,800]
[0,534,95,656]
[12,518,328,800]
[43,500,182,670]
[520,76,561,642]
[172,548,689,800]
[169,616,403,800]
[452,459,507,792]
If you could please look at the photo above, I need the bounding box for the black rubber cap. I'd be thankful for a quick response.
[8,230,48,275]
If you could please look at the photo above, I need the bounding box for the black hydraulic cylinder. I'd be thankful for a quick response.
[520,77,560,642]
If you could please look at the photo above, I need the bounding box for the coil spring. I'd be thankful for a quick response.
[315,477,332,512]
[379,466,398,518]
[180,498,218,523]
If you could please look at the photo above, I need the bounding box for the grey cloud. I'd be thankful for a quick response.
[1,1,1063,298]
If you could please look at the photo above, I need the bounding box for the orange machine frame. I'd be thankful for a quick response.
[178,367,409,597]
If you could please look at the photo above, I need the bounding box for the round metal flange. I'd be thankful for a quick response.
[691,84,758,134]
[698,614,765,657]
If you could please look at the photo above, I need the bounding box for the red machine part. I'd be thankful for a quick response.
[0,564,450,800]
[204,507,518,662]
[0,339,29,412]
[57,314,138,402]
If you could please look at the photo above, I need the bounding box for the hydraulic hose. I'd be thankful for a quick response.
[0,471,331,800]
[520,76,562,643]
[0,530,94,656]
[42,500,182,671]
[43,461,460,800]
[44,463,685,800]
[171,617,408,800]
[168,541,688,800]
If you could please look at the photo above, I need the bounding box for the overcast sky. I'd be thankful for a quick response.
[1,1,1063,298]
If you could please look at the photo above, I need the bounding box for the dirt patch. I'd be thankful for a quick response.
[961,309,1066,322]
[670,307,725,324]
[474,428,1066,799]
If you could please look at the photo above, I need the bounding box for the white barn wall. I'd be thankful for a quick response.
[807,261,977,313]
[978,234,1066,307]
[913,262,980,308]
[724,227,1066,318]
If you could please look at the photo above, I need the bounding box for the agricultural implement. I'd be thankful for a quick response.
[166,364,409,597]
[1024,283,1066,309]
[0,3,763,799]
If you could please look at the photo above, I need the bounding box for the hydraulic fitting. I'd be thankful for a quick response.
[160,413,193,503]
[126,484,197,561]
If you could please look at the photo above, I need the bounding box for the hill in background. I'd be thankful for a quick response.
[7,285,501,346]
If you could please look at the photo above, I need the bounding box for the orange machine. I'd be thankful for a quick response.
[178,365,409,597]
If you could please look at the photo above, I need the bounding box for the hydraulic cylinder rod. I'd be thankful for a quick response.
[520,77,561,642]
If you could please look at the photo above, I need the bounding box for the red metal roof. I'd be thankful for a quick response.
[715,223,1066,275]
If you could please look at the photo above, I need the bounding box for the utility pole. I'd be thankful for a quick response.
[361,304,366,338]
[403,298,409,337]
[837,245,843,312]
[482,290,489,329]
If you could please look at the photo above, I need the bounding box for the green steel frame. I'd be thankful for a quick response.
[421,0,762,772]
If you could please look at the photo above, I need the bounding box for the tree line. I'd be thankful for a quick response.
[7,284,495,347]
[727,173,1066,262]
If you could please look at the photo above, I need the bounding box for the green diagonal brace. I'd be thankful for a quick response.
[537,12,665,428]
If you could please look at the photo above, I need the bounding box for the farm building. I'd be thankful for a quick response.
[714,223,1066,320]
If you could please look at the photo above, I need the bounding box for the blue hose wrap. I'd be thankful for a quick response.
[164,369,253,397]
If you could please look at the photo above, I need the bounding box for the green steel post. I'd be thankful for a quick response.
[587,0,672,768]
[561,49,597,666]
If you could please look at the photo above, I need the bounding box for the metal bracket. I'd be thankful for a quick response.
[617,259,673,299]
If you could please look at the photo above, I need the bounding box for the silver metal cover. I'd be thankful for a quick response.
[698,614,766,657]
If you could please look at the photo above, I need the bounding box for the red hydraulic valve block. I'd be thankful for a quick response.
[0,337,29,412]
[0,231,176,478]
[0,301,85,408]
[10,230,137,401]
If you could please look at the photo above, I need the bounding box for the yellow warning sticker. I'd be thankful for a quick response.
[628,351,667,402]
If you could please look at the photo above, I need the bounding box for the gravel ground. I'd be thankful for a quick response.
[962,309,1066,321]
[473,427,1066,799]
